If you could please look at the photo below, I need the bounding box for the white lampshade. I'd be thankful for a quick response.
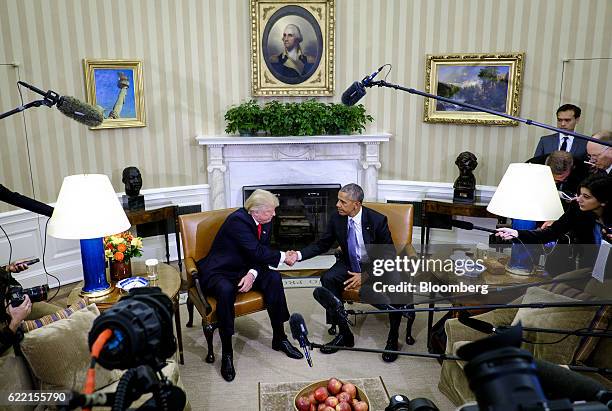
[48,174,131,239]
[487,163,564,221]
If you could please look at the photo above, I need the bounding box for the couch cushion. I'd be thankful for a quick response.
[19,304,121,391]
[512,287,601,365]
[22,298,88,332]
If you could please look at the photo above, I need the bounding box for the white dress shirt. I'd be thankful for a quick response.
[558,134,574,152]
[247,216,285,279]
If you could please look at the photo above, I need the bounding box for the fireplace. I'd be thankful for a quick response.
[243,184,341,250]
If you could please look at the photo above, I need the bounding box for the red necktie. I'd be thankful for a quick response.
[257,224,262,240]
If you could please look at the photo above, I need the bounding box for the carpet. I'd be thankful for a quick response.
[259,377,390,411]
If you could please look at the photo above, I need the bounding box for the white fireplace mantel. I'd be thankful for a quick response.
[196,133,391,210]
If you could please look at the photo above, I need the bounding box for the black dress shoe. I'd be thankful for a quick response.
[382,339,399,363]
[221,353,235,382]
[405,334,416,345]
[272,338,304,359]
[320,333,355,354]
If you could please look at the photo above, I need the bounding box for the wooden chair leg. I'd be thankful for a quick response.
[186,297,194,327]
[204,323,217,363]
[405,306,416,345]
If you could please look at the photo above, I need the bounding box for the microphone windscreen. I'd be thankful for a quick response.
[56,96,104,127]
[341,81,366,106]
[451,219,474,230]
[534,359,607,402]
[313,287,342,312]
[289,313,307,340]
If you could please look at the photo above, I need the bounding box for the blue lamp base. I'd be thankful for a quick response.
[79,238,113,297]
[506,219,537,276]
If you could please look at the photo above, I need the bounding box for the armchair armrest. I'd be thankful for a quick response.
[183,257,198,287]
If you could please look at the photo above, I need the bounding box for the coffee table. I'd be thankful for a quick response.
[67,261,184,364]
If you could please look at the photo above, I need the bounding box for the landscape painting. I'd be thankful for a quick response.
[424,53,524,126]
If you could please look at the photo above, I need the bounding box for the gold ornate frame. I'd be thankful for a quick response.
[83,59,146,129]
[250,0,335,96]
[424,53,524,126]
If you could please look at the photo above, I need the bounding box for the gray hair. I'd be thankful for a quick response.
[283,24,303,42]
[339,183,364,203]
[244,189,279,211]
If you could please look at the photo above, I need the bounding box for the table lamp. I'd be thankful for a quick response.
[48,174,131,296]
[487,163,564,275]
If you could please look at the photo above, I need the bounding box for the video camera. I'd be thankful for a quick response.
[385,325,612,411]
[63,287,186,411]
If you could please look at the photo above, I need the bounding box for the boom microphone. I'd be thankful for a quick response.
[289,313,313,367]
[56,96,103,127]
[341,65,384,106]
[534,359,610,402]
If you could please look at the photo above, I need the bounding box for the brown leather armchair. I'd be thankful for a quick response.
[341,201,416,302]
[179,208,267,363]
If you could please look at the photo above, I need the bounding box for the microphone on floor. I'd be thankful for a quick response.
[313,287,351,326]
[289,313,313,367]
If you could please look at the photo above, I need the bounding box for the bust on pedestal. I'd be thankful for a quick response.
[121,166,144,210]
[453,152,478,203]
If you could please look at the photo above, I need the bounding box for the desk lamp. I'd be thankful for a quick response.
[487,163,564,275]
[48,174,131,296]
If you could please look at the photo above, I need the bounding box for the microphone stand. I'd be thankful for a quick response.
[366,80,612,148]
[0,81,61,121]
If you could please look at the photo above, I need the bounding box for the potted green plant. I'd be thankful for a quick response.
[325,103,373,134]
[262,100,291,136]
[224,100,263,136]
[293,99,328,136]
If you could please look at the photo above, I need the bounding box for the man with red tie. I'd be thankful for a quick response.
[196,189,302,382]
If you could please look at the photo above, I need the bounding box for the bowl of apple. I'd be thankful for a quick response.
[294,377,369,411]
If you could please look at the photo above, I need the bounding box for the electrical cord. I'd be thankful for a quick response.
[0,223,13,267]
[43,219,61,302]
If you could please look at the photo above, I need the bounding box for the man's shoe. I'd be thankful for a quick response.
[272,338,304,359]
[382,339,399,363]
[405,334,416,345]
[221,353,235,382]
[320,333,354,354]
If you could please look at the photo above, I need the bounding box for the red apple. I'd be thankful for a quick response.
[323,408,335,411]
[317,404,328,411]
[296,396,311,411]
[325,396,339,408]
[341,383,357,399]
[354,401,369,411]
[352,398,359,408]
[310,405,316,411]
[314,386,329,403]
[308,392,317,405]
[335,402,351,411]
[327,378,343,395]
[336,392,351,403]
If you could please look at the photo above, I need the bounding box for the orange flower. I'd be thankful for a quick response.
[117,243,127,252]
[114,251,124,261]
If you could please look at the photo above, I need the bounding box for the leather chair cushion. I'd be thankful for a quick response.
[203,291,266,323]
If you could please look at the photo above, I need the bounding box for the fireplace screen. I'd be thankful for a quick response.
[242,184,341,250]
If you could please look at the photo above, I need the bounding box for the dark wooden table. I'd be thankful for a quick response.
[420,196,502,256]
[125,203,182,273]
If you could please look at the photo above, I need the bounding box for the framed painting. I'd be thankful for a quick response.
[83,59,146,129]
[251,0,335,96]
[423,53,525,126]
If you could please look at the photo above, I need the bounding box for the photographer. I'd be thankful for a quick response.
[0,263,32,355]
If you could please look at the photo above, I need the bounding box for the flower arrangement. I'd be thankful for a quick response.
[104,231,143,262]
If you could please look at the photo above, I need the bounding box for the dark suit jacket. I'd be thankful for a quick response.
[300,206,395,272]
[196,208,281,286]
[534,133,587,160]
[0,184,53,217]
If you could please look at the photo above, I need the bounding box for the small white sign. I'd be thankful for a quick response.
[592,240,611,283]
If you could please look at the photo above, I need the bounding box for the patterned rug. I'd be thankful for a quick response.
[259,377,390,411]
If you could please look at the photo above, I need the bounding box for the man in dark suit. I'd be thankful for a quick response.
[533,104,587,160]
[294,184,412,363]
[586,130,612,175]
[196,189,302,382]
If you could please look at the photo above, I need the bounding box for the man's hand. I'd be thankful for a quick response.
[238,272,255,293]
[284,251,298,266]
[6,262,28,273]
[344,271,362,290]
[7,295,31,332]
[495,228,518,240]
[541,220,554,229]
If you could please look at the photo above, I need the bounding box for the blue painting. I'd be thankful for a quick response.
[436,65,510,113]
[93,68,136,119]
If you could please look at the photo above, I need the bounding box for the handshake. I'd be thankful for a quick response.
[284,250,299,266]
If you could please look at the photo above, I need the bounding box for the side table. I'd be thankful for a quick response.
[67,261,184,364]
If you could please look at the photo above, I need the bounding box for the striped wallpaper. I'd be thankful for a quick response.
[0,0,610,213]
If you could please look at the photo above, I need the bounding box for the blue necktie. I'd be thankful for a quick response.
[347,218,361,272]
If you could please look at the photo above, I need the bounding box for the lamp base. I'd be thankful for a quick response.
[504,263,534,276]
[79,284,114,298]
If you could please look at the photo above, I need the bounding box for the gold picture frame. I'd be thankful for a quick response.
[250,0,335,96]
[423,52,524,126]
[83,59,146,129]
